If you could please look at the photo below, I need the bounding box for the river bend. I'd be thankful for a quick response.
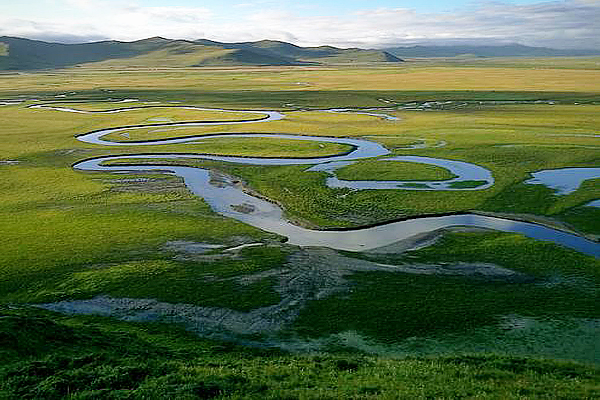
[51,101,599,257]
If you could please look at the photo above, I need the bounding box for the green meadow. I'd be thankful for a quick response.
[1,61,599,397]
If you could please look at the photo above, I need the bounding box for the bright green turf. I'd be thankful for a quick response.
[335,159,457,181]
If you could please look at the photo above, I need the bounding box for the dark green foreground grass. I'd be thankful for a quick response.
[1,307,598,399]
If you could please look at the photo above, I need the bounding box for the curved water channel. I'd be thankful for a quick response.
[41,101,598,258]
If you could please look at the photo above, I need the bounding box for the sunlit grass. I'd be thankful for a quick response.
[4,97,597,232]
[2,64,600,92]
[335,159,456,181]
[411,56,600,70]
[0,164,277,304]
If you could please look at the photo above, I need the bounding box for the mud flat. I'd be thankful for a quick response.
[37,244,531,344]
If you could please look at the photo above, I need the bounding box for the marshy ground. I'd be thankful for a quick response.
[1,60,599,397]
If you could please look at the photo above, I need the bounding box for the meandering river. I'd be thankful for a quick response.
[38,101,599,257]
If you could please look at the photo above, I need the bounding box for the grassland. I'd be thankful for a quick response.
[297,232,599,356]
[191,104,599,229]
[29,100,595,230]
[45,104,261,122]
[2,63,600,94]
[408,56,600,70]
[335,160,457,181]
[101,133,354,158]
[0,61,599,396]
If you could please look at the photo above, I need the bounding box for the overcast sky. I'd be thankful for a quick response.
[1,0,598,49]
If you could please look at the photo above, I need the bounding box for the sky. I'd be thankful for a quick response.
[1,0,599,49]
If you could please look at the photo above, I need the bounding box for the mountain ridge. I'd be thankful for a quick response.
[0,36,403,70]
[3,36,597,70]
[383,43,600,58]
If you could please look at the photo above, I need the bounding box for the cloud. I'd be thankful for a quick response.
[237,0,600,49]
[64,0,103,10]
[0,2,213,43]
[0,18,109,43]
[0,0,598,49]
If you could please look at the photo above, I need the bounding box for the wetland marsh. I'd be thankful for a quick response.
[1,63,599,397]
[61,102,596,256]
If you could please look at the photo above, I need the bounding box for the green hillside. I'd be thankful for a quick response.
[0,36,167,70]
[0,36,402,70]
[84,43,298,68]
[305,48,403,63]
[231,39,403,63]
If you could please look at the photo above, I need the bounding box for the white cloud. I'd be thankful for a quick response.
[64,0,102,9]
[0,0,598,49]
[0,1,213,43]
[246,0,600,49]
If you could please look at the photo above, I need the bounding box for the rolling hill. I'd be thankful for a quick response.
[0,36,403,70]
[209,39,403,64]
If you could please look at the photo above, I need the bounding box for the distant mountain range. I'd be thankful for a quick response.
[0,36,402,70]
[1,36,598,70]
[383,44,600,58]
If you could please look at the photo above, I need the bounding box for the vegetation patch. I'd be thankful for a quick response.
[559,205,600,236]
[448,180,488,188]
[481,178,600,234]
[335,159,456,181]
[12,246,285,311]
[0,165,280,305]
[399,182,430,188]
[0,64,599,392]
[106,134,354,158]
[374,231,600,281]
